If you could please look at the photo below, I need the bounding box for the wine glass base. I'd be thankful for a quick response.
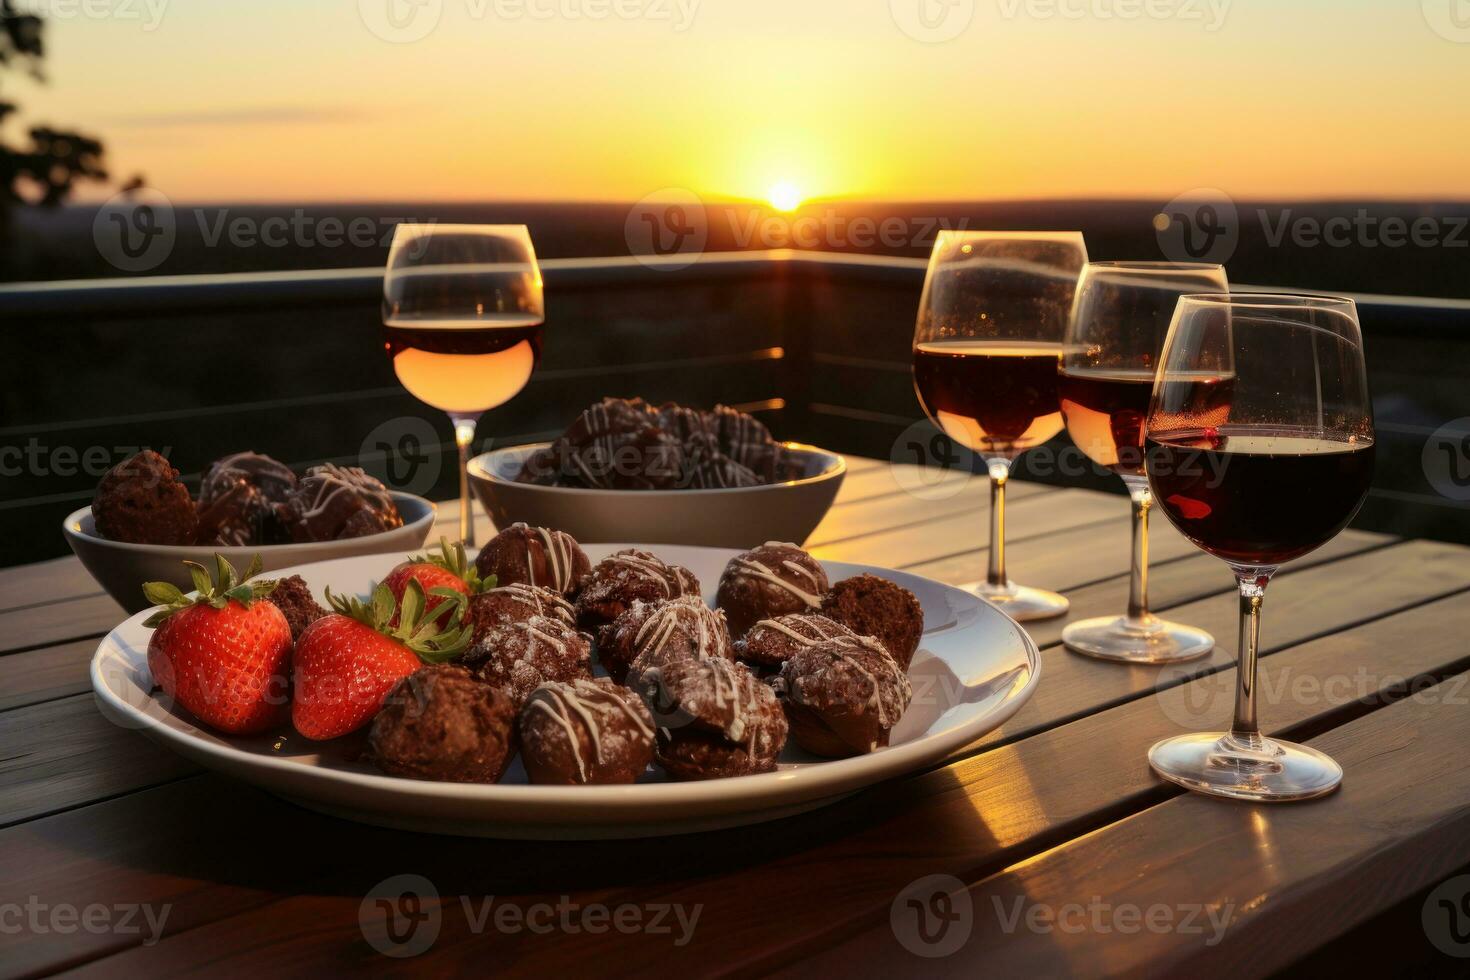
[961,581,1069,622]
[1148,732,1343,802]
[1063,616,1214,664]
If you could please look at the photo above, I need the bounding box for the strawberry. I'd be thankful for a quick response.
[381,538,494,629]
[142,554,291,735]
[292,579,471,740]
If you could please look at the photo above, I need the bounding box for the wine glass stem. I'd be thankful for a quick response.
[451,414,479,549]
[1126,483,1153,625]
[1231,575,1270,746]
[986,458,1010,588]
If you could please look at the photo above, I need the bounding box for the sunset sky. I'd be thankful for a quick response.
[14,0,1470,204]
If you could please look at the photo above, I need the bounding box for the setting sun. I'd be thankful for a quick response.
[767,182,803,212]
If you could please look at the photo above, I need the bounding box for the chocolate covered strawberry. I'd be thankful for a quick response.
[142,555,291,735]
[292,579,471,740]
[382,538,494,629]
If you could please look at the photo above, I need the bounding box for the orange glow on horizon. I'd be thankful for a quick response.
[22,3,1470,205]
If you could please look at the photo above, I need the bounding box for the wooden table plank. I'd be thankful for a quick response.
[32,591,1470,977]
[0,556,103,614]
[803,668,1470,978]
[1014,531,1393,651]
[0,696,197,828]
[983,539,1470,750]
[805,478,1051,550]
[0,638,99,712]
[0,593,127,656]
[812,487,1120,569]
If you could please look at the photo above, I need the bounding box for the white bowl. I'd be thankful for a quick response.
[467,442,846,549]
[62,492,437,614]
[91,544,1041,838]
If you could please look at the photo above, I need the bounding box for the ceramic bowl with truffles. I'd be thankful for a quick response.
[64,451,436,613]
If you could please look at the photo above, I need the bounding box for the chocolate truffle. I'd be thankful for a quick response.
[715,543,828,638]
[713,403,777,470]
[464,615,593,706]
[92,450,198,545]
[574,549,702,639]
[474,523,590,596]
[266,574,328,641]
[368,664,516,782]
[637,658,787,780]
[599,595,733,685]
[195,451,297,546]
[517,398,790,490]
[519,677,656,785]
[820,574,925,671]
[279,463,402,542]
[734,613,860,671]
[547,397,685,490]
[773,636,913,758]
[469,582,576,645]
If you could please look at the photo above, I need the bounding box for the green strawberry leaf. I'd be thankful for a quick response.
[398,579,424,629]
[186,561,211,597]
[142,581,184,606]
[142,552,271,629]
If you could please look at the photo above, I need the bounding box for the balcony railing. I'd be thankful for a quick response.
[2,249,1466,566]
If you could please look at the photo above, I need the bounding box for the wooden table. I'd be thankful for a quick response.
[5,456,1470,977]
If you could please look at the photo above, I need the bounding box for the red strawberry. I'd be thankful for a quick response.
[142,554,291,735]
[381,538,491,629]
[292,579,471,740]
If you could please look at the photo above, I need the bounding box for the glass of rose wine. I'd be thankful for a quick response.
[1146,294,1375,802]
[1058,261,1228,662]
[382,223,545,548]
[912,231,1088,621]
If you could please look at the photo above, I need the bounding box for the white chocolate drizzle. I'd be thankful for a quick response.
[297,463,394,519]
[485,582,574,625]
[633,597,722,661]
[526,678,653,783]
[506,522,580,593]
[729,552,822,608]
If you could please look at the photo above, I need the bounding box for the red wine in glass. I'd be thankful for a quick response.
[1147,425,1375,566]
[1059,368,1232,478]
[1145,291,1376,803]
[913,340,1063,457]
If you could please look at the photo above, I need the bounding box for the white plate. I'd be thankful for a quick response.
[90,544,1040,839]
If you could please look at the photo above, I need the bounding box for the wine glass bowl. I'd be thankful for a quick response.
[382,223,545,547]
[1058,261,1228,663]
[1145,293,1375,802]
[912,231,1088,621]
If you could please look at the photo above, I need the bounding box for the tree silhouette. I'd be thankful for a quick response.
[0,1,108,209]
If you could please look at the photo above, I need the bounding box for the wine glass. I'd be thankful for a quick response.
[1058,261,1228,662]
[1146,294,1375,802]
[382,224,545,548]
[912,231,1088,621]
